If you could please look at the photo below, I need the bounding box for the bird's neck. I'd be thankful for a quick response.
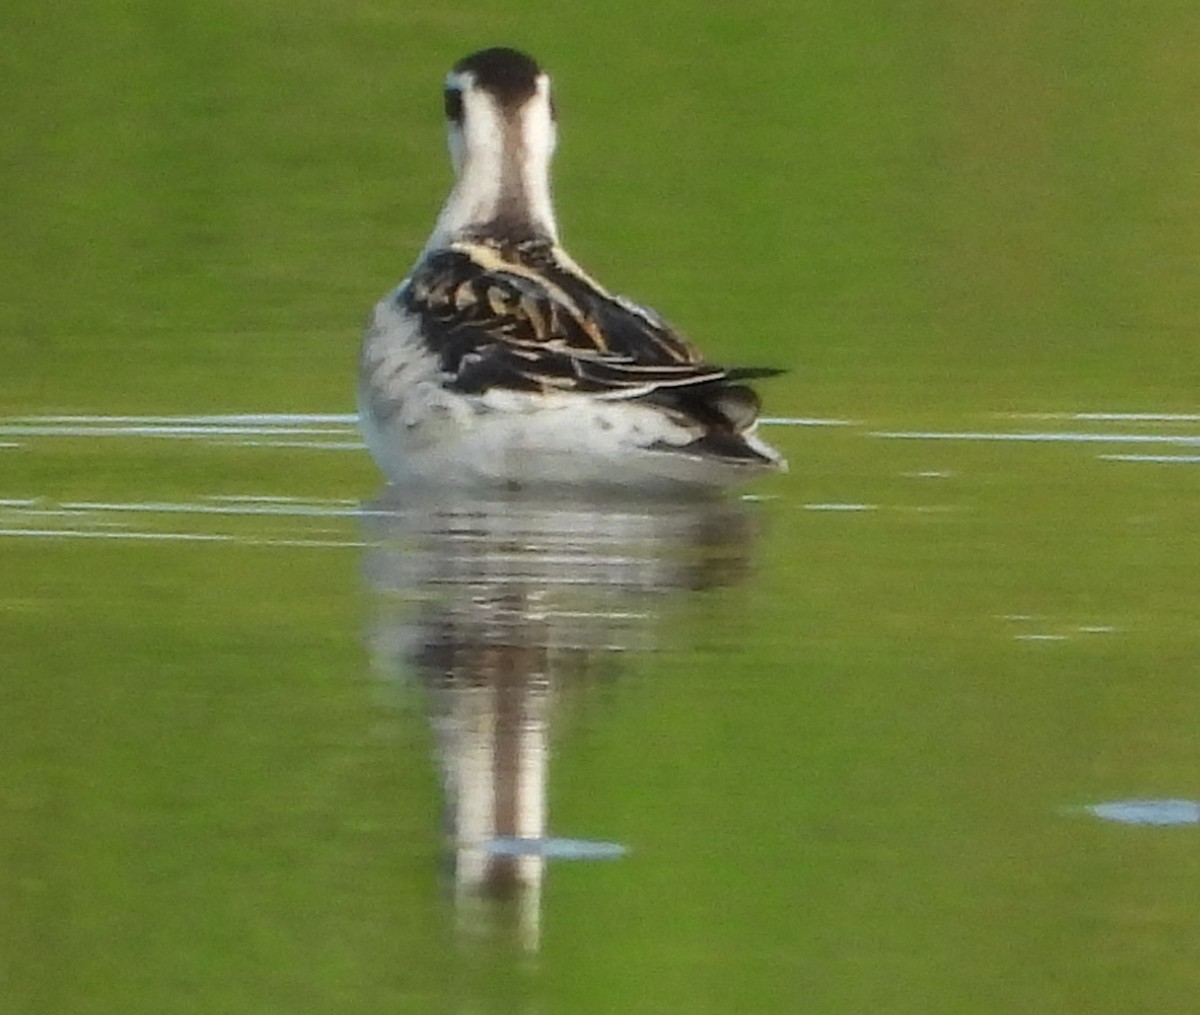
[423,123,558,254]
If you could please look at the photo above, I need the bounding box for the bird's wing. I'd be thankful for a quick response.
[400,240,733,398]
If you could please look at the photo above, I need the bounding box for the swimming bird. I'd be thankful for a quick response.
[358,47,786,491]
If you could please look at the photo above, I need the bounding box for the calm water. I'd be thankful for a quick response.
[4,3,1200,1013]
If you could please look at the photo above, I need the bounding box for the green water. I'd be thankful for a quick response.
[4,3,1200,1013]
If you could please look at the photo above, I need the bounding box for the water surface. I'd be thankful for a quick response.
[4,409,1199,1013]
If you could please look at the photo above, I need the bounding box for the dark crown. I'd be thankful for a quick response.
[452,47,543,106]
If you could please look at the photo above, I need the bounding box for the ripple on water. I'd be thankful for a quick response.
[481,837,628,860]
[0,413,370,546]
[0,413,364,450]
[0,495,367,547]
[1073,799,1200,826]
[872,411,1200,466]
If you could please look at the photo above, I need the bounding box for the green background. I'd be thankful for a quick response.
[5,1,1197,418]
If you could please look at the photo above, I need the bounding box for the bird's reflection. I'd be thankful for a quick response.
[361,489,759,951]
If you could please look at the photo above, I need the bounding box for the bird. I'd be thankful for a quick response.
[358,46,786,492]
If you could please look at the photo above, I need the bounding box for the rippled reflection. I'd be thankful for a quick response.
[360,489,759,950]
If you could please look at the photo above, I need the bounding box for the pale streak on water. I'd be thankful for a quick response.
[0,412,860,545]
[875,411,1200,463]
[876,430,1200,446]
[0,410,1197,547]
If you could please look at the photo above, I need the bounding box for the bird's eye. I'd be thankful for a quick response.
[444,88,464,122]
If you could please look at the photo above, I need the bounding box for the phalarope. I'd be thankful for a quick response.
[358,47,786,491]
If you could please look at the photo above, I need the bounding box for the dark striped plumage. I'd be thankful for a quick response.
[401,237,780,459]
